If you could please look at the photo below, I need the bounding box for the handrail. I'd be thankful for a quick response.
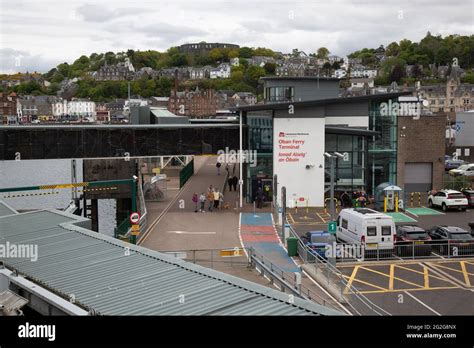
[287,224,389,316]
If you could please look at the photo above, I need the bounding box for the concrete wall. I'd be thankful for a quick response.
[397,115,446,192]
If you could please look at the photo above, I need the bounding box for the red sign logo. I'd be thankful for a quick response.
[279,132,285,137]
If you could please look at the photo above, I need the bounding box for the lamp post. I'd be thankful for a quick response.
[324,152,344,221]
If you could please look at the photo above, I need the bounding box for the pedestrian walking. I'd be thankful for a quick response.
[228,176,234,191]
[256,187,264,209]
[192,192,198,212]
[199,193,206,212]
[231,176,238,191]
[216,161,221,175]
[213,189,220,209]
[207,190,214,211]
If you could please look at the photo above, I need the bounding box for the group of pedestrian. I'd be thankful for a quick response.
[339,190,369,207]
[192,185,224,213]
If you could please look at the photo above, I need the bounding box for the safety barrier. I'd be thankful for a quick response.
[324,197,339,214]
[409,192,422,207]
[179,158,194,188]
[287,224,389,316]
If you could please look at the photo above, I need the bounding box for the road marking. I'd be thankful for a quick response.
[403,291,441,316]
[342,274,387,292]
[431,251,445,259]
[302,269,353,315]
[395,264,449,283]
[166,231,216,234]
[358,265,424,289]
[460,261,471,287]
[424,266,429,288]
[423,262,467,288]
[389,264,394,290]
[344,265,360,294]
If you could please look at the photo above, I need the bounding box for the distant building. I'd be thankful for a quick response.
[418,67,474,113]
[95,104,111,123]
[230,57,240,67]
[210,63,231,79]
[247,56,276,67]
[52,98,96,120]
[232,92,257,105]
[0,92,18,125]
[18,95,57,123]
[168,87,220,118]
[350,78,374,89]
[189,66,211,80]
[333,69,347,79]
[350,67,378,78]
[92,58,135,81]
[178,42,239,54]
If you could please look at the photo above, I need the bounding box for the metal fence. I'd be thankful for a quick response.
[442,173,473,191]
[161,248,249,271]
[328,241,474,262]
[287,224,390,316]
[247,247,343,311]
[179,158,195,188]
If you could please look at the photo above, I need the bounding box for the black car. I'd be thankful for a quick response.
[395,225,432,256]
[427,225,474,256]
[462,189,474,207]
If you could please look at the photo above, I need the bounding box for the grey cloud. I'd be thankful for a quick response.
[0,48,61,74]
[76,4,154,22]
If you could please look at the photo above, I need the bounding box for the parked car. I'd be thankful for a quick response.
[462,189,474,207]
[427,225,474,255]
[427,189,468,211]
[445,158,465,171]
[449,163,474,176]
[301,231,336,259]
[395,225,432,256]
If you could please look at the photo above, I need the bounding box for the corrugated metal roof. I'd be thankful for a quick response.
[0,201,17,217]
[0,208,341,316]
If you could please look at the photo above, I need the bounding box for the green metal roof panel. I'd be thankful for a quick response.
[0,209,342,316]
[0,201,17,217]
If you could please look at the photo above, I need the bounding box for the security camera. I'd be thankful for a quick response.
[132,175,138,180]
[324,152,332,158]
[334,152,344,158]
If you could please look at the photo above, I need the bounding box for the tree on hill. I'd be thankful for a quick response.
[316,47,330,59]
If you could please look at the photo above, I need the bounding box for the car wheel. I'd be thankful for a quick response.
[442,203,447,212]
[428,200,433,208]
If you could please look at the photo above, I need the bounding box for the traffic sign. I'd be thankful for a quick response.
[129,212,141,224]
[131,224,140,231]
[328,221,337,234]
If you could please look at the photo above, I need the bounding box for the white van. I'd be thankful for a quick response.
[336,208,396,251]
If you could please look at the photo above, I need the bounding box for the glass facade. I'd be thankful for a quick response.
[368,100,398,195]
[246,111,273,202]
[325,133,368,195]
[265,87,295,103]
[0,126,242,160]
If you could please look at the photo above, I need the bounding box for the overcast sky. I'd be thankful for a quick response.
[0,0,473,73]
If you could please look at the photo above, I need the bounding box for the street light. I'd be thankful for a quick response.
[325,152,344,222]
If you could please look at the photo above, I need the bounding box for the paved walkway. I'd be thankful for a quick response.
[240,212,300,273]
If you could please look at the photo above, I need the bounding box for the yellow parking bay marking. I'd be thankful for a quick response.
[341,262,461,294]
[358,265,425,289]
[344,265,360,294]
[460,261,472,287]
[315,212,327,223]
[389,264,395,290]
[286,213,295,224]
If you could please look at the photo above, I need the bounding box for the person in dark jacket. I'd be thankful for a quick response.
[256,187,264,208]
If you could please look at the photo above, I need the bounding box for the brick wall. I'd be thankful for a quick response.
[397,115,446,191]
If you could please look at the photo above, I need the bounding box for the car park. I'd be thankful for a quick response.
[449,163,474,176]
[427,189,468,211]
[462,189,474,207]
[427,225,474,256]
[395,225,432,256]
[301,231,336,259]
[336,208,395,254]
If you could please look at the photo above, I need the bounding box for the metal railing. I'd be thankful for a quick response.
[287,224,390,316]
[247,247,341,310]
[179,158,194,188]
[327,241,474,262]
[161,248,249,270]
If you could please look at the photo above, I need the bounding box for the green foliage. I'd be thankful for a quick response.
[245,66,266,87]
[316,47,330,59]
[263,62,276,75]
[239,47,253,58]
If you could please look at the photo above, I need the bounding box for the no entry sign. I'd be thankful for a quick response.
[129,212,141,224]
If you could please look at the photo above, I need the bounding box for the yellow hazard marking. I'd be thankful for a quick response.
[219,248,243,257]
[341,261,463,294]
